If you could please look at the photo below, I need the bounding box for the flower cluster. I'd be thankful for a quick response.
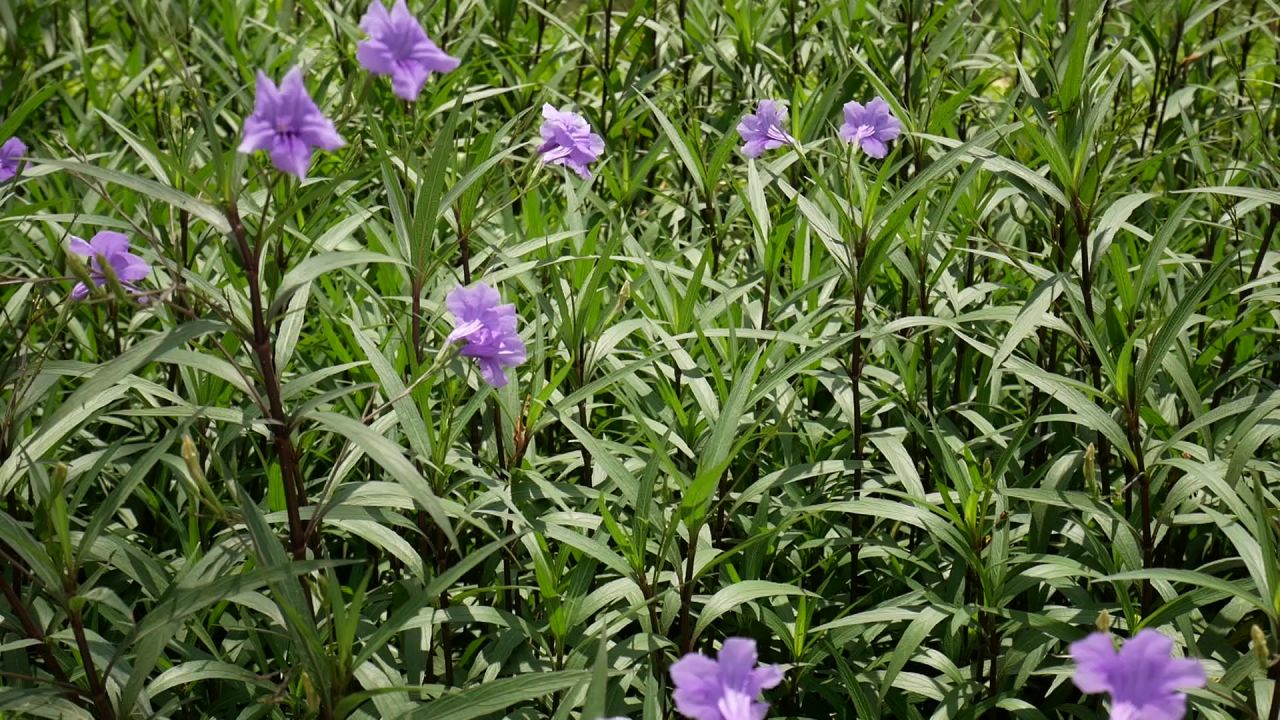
[11,0,905,393]
[592,627,1212,720]
[735,95,903,160]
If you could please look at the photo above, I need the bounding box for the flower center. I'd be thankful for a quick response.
[716,689,755,720]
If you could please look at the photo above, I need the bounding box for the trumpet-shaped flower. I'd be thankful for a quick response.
[670,638,783,720]
[1070,630,1206,720]
[0,137,27,181]
[839,96,902,159]
[446,283,527,388]
[239,67,345,178]
[357,0,460,101]
[68,231,150,301]
[737,101,795,158]
[537,105,604,179]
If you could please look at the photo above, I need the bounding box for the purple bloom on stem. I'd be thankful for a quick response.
[238,67,345,179]
[839,96,902,159]
[68,231,150,301]
[446,283,527,388]
[736,100,795,158]
[537,104,604,179]
[357,0,460,101]
[1070,630,1206,720]
[670,638,783,720]
[0,137,27,181]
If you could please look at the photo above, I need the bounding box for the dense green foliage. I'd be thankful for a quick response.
[2,0,1280,718]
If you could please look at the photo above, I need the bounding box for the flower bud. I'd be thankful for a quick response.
[1096,609,1112,633]
[1084,444,1097,498]
[1252,624,1270,670]
[181,435,205,487]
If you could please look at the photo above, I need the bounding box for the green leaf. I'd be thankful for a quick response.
[307,411,455,548]
[31,158,230,233]
[0,321,223,494]
[692,580,812,641]
[396,671,591,720]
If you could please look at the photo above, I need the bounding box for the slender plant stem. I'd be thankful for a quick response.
[848,239,867,604]
[68,602,115,720]
[1073,196,1112,505]
[677,522,700,654]
[1214,205,1280,406]
[0,569,74,693]
[601,0,613,134]
[225,202,308,562]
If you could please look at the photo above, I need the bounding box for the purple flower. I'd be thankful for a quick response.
[736,101,795,158]
[238,67,345,179]
[1070,630,1206,720]
[0,137,27,181]
[537,104,604,179]
[446,283,527,388]
[67,231,151,301]
[839,96,902,159]
[670,637,783,720]
[357,0,460,101]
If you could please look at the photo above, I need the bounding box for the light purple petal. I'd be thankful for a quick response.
[112,253,151,282]
[0,137,27,181]
[299,115,345,151]
[671,653,723,720]
[1124,630,1205,693]
[253,70,280,110]
[390,0,414,24]
[750,664,783,691]
[359,0,392,34]
[716,638,760,690]
[446,283,501,323]
[270,135,314,178]
[414,44,461,74]
[1160,656,1207,693]
[68,236,94,257]
[866,96,893,118]
[1070,632,1117,695]
[446,318,484,345]
[239,116,277,154]
[716,689,756,720]
[390,61,431,101]
[877,114,903,140]
[842,100,866,124]
[860,137,888,158]
[278,67,308,102]
[71,282,90,301]
[0,137,26,158]
[357,40,399,75]
[566,159,593,179]
[90,231,130,257]
[477,356,508,387]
